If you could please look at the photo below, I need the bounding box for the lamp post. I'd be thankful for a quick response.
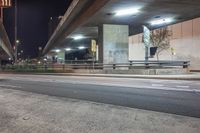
[14,0,18,63]
[38,46,42,58]
[14,39,20,62]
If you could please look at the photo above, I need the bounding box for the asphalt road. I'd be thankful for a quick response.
[0,74,200,118]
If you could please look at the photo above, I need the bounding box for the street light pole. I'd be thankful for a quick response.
[14,0,18,63]
[0,8,3,22]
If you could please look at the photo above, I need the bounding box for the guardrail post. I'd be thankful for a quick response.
[183,62,188,68]
[63,64,65,71]
[113,64,116,70]
[145,62,149,69]
[44,64,48,71]
[129,61,133,70]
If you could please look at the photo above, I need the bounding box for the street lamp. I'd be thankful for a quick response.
[15,39,20,62]
[14,0,18,63]
[16,39,20,44]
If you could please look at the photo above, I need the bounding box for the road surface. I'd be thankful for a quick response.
[0,74,200,118]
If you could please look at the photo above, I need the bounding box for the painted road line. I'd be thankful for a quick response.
[0,84,21,88]
[176,86,190,88]
[152,84,164,87]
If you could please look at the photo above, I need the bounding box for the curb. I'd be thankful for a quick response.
[34,73,200,81]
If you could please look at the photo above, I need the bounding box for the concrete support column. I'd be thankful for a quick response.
[98,24,129,64]
[57,51,65,64]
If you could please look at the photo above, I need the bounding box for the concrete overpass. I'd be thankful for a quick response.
[0,20,14,60]
[43,0,200,64]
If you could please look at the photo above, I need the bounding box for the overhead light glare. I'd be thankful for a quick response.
[73,35,84,40]
[55,49,60,53]
[115,8,140,16]
[78,46,86,50]
[65,48,71,51]
[151,18,173,25]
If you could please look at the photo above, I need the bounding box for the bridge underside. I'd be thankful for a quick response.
[43,0,200,64]
[0,20,14,60]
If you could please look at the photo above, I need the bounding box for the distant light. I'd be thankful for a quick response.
[16,40,20,44]
[38,47,42,51]
[55,49,60,53]
[8,58,11,61]
[73,35,84,40]
[78,46,86,50]
[65,48,71,51]
[150,18,173,26]
[44,58,47,61]
[115,8,140,16]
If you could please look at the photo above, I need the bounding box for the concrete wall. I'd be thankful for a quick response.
[103,24,129,64]
[129,18,200,70]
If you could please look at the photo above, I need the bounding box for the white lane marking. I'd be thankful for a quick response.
[152,84,164,87]
[0,84,21,88]
[176,86,190,88]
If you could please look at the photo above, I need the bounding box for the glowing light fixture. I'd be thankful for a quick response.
[16,40,20,44]
[55,49,60,53]
[73,35,84,40]
[150,18,173,26]
[115,8,140,16]
[78,46,86,50]
[65,48,71,51]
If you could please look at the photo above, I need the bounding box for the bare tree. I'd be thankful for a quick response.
[150,27,171,60]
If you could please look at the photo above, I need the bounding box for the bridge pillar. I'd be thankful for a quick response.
[98,24,129,64]
[57,51,65,64]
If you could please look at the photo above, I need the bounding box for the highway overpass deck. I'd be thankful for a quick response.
[0,20,14,60]
[43,0,200,55]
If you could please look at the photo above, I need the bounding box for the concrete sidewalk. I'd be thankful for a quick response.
[0,87,200,133]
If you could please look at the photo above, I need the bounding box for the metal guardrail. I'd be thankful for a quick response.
[63,60,190,68]
[129,60,190,69]
[0,60,190,72]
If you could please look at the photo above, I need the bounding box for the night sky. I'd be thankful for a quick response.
[4,0,72,58]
